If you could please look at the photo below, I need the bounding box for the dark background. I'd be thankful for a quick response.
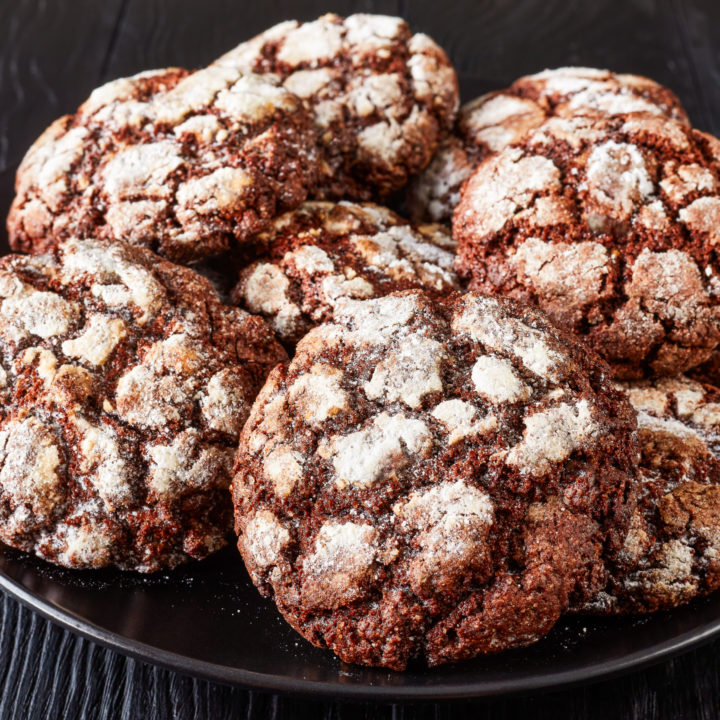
[0,0,719,718]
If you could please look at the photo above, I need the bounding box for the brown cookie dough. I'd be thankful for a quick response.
[688,350,720,387]
[581,376,720,613]
[0,238,286,572]
[407,67,689,223]
[8,66,318,264]
[454,114,720,379]
[231,201,459,344]
[213,13,459,200]
[233,290,638,669]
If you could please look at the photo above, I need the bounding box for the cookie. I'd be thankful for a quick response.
[406,67,689,223]
[581,376,720,613]
[0,238,286,572]
[232,201,459,344]
[7,66,318,264]
[213,13,459,201]
[233,290,638,669]
[454,114,720,379]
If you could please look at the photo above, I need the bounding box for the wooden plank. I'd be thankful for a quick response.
[0,0,125,252]
[101,0,720,126]
[402,0,713,110]
[664,0,720,134]
[102,0,404,79]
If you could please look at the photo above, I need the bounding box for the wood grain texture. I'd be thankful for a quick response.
[98,0,720,134]
[0,0,125,251]
[0,0,720,718]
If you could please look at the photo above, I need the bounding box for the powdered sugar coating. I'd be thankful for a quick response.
[364,333,445,408]
[430,399,497,444]
[9,66,318,263]
[471,355,530,403]
[580,375,720,614]
[0,238,286,572]
[300,521,379,610]
[213,13,458,200]
[232,201,459,344]
[319,411,433,489]
[240,509,291,578]
[506,400,598,474]
[394,480,495,594]
[407,67,688,223]
[234,289,638,669]
[455,114,720,379]
[287,363,349,427]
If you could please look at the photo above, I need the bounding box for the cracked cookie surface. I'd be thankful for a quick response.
[232,201,459,344]
[214,13,459,201]
[233,290,638,669]
[454,113,720,379]
[8,66,318,263]
[0,238,286,571]
[407,67,688,223]
[581,375,720,613]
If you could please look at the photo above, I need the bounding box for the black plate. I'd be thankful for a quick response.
[1,545,720,700]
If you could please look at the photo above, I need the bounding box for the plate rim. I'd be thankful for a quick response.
[2,562,720,701]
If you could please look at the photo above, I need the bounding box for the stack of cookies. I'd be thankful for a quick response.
[2,13,720,670]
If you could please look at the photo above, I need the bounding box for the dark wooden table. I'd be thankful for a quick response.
[1,1,719,718]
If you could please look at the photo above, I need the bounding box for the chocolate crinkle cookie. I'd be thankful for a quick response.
[406,66,689,223]
[213,13,459,201]
[0,238,286,572]
[233,290,638,669]
[232,201,459,344]
[454,113,720,379]
[7,65,318,264]
[580,376,720,614]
